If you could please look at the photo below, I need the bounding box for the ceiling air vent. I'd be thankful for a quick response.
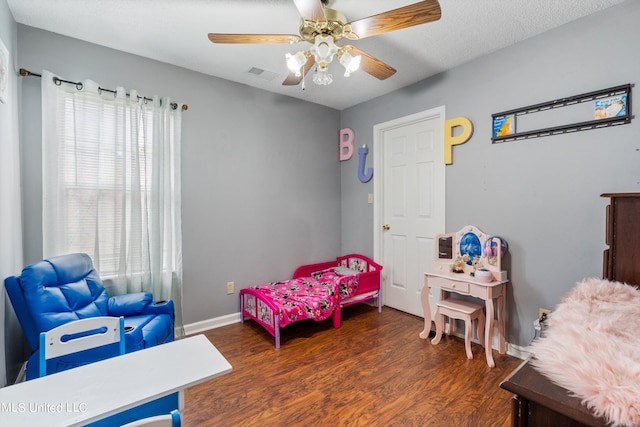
[247,67,279,81]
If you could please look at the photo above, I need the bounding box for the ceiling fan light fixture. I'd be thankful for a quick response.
[285,51,307,76]
[313,68,333,86]
[209,0,442,88]
[339,51,361,77]
[310,34,338,65]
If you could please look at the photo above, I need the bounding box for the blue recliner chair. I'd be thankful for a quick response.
[5,253,175,380]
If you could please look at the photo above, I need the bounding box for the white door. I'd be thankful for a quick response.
[373,107,445,317]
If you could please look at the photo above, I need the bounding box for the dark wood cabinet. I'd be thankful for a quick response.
[500,361,608,427]
[602,192,640,287]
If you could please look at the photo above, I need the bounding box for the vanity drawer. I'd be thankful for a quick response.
[429,276,470,294]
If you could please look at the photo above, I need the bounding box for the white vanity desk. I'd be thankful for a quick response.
[0,334,232,426]
[420,270,507,367]
[419,225,509,368]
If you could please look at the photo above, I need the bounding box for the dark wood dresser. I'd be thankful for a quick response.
[500,360,608,427]
[602,192,640,287]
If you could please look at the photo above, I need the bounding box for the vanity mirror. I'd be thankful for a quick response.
[434,225,507,281]
[459,231,482,265]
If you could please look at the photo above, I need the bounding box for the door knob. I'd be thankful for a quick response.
[383,224,390,231]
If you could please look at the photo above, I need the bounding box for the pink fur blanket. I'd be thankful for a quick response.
[528,278,640,427]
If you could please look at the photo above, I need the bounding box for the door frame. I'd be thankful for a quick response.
[373,106,446,306]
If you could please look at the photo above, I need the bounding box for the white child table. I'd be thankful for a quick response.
[0,334,231,426]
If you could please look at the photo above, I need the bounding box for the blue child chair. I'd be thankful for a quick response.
[5,253,175,380]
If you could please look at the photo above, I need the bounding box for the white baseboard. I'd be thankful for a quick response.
[183,300,378,336]
[445,325,530,361]
[507,343,531,360]
[183,312,242,336]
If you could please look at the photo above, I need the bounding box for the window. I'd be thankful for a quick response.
[58,96,160,276]
[42,74,182,287]
[41,71,184,332]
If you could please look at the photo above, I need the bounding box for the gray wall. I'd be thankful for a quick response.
[340,0,640,348]
[0,0,24,386]
[16,27,342,325]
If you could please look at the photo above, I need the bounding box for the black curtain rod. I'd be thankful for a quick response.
[19,68,188,111]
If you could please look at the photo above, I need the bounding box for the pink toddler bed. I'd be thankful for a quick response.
[240,254,382,348]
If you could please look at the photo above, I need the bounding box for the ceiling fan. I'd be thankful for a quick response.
[208,0,441,87]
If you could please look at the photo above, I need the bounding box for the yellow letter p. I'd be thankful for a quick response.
[444,117,473,165]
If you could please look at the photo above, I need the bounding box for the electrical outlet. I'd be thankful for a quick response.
[226,281,235,295]
[538,308,551,320]
[535,308,552,337]
[533,318,541,331]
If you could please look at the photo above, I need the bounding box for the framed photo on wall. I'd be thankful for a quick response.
[492,114,515,138]
[0,36,9,104]
[594,95,628,119]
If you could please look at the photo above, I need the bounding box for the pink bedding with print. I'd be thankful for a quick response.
[249,268,358,328]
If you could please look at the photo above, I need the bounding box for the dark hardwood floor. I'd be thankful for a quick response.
[183,304,523,426]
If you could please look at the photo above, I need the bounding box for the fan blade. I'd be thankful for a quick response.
[343,45,396,80]
[282,55,316,86]
[346,0,441,40]
[293,0,326,22]
[208,33,301,44]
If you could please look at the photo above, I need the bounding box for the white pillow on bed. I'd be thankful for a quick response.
[310,266,359,277]
[334,266,359,275]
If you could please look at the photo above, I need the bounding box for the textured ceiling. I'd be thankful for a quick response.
[8,0,626,110]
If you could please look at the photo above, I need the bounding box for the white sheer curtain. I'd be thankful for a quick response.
[41,70,184,337]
